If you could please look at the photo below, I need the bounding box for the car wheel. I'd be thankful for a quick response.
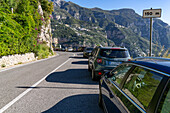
[98,85,103,109]
[92,68,96,81]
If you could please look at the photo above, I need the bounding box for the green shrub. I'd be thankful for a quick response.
[1,64,6,68]
[18,62,22,64]
[0,0,53,57]
[35,44,50,59]
[49,48,54,55]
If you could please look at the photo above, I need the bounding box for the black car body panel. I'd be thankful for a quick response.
[99,57,170,113]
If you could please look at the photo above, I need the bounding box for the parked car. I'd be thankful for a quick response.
[78,47,86,52]
[99,57,170,113]
[61,47,68,51]
[67,47,73,52]
[88,46,131,80]
[83,47,94,58]
[73,46,79,52]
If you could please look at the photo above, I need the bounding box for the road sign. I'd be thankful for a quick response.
[143,9,161,18]
[142,8,162,56]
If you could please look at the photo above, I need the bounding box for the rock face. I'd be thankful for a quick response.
[38,3,53,49]
[50,0,64,7]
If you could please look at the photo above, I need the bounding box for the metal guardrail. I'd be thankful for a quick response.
[133,57,170,61]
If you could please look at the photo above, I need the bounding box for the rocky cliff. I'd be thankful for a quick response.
[38,2,53,50]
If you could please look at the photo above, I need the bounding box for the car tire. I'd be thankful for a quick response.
[92,68,96,81]
[98,85,103,109]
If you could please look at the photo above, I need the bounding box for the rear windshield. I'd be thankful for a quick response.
[100,49,130,58]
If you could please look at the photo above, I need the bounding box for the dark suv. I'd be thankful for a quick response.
[88,46,131,80]
[99,57,170,113]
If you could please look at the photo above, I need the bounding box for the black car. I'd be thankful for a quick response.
[88,46,131,80]
[99,57,170,113]
[83,47,94,58]
[78,47,86,52]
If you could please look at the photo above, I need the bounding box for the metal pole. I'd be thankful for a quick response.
[149,17,153,56]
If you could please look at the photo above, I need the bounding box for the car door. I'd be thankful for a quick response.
[103,64,165,113]
[101,64,133,113]
[119,66,164,113]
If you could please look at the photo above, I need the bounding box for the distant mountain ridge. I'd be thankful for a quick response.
[50,0,170,57]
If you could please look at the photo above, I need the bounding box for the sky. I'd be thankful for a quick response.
[65,0,170,25]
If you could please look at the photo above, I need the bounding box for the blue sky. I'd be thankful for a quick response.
[65,0,170,25]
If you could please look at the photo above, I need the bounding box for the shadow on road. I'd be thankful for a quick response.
[45,69,97,85]
[69,56,87,59]
[77,53,83,55]
[71,61,88,65]
[42,94,103,113]
[16,86,98,90]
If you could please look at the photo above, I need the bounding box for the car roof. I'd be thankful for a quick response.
[130,57,170,76]
[99,46,127,50]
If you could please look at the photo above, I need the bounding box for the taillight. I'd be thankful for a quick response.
[97,58,102,63]
[128,59,131,61]
[98,72,102,75]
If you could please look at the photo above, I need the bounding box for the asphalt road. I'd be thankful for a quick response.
[0,52,103,113]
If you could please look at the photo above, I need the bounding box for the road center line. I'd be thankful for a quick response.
[0,55,74,113]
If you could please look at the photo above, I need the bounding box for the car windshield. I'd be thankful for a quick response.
[100,49,129,58]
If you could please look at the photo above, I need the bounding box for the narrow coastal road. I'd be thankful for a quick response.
[0,52,103,113]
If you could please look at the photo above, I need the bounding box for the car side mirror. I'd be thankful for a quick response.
[112,76,116,81]
[104,71,116,81]
[104,71,112,78]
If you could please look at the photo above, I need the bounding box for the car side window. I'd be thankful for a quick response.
[122,67,163,110]
[110,64,132,85]
[157,81,170,113]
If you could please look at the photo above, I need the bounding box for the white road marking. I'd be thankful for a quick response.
[0,54,75,113]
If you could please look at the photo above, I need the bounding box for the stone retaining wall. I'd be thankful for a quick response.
[0,53,37,69]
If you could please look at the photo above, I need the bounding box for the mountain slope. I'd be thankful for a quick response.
[50,0,170,57]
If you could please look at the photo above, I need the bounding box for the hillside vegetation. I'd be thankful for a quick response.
[0,0,53,57]
[51,1,170,57]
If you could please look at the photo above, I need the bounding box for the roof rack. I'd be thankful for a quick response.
[133,57,170,61]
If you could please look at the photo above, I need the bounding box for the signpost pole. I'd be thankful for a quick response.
[150,17,153,56]
[142,8,161,57]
